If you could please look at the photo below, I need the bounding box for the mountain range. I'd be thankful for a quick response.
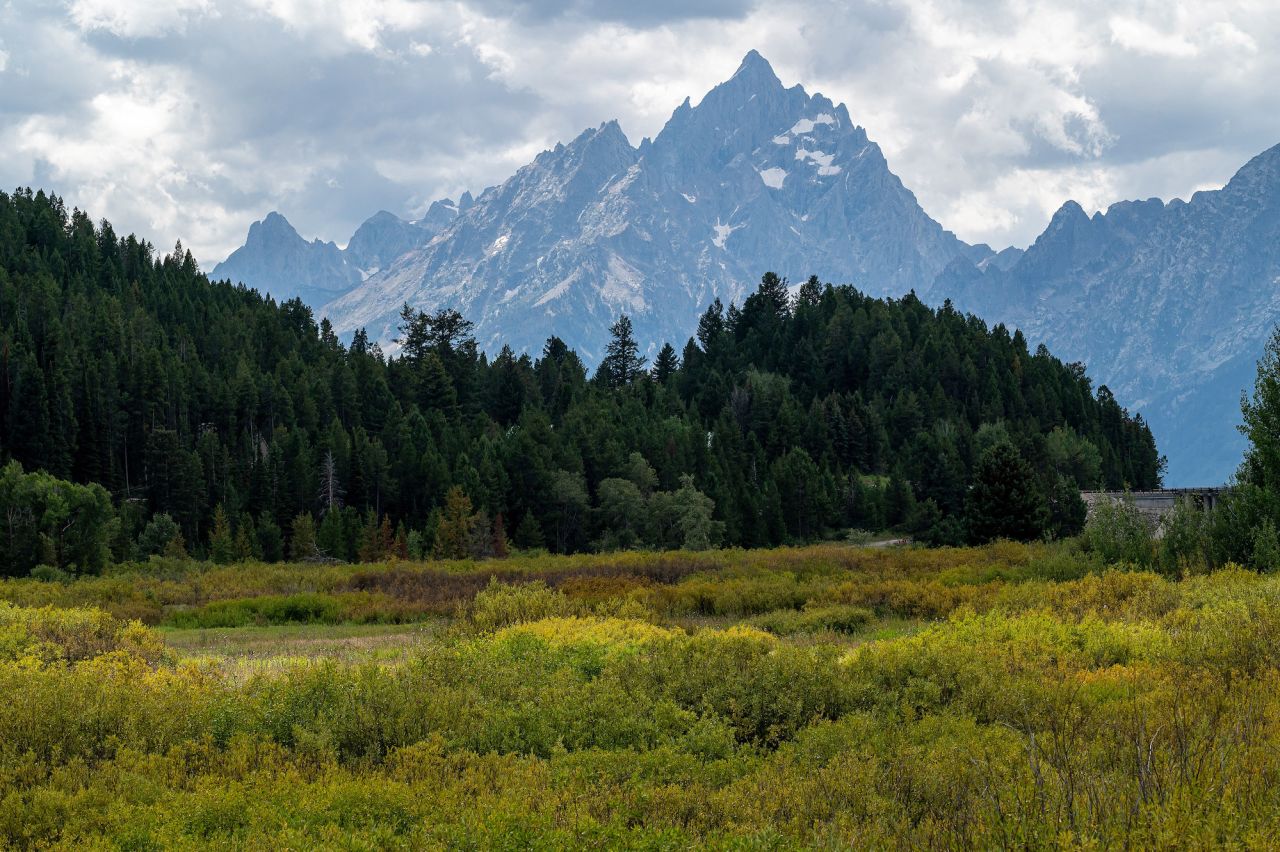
[212,51,1280,486]
[937,145,1280,487]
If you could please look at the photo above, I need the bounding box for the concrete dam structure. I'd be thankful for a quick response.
[1081,488,1225,534]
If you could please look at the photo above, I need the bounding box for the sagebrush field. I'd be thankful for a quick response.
[5,542,1280,848]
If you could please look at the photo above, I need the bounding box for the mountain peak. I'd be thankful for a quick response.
[248,211,301,246]
[732,50,780,87]
[1048,200,1090,229]
[1223,142,1280,196]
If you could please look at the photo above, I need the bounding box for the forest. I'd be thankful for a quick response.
[0,189,1162,576]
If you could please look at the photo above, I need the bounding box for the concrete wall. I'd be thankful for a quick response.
[1080,489,1224,538]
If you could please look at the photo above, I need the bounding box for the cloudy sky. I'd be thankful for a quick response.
[1,0,1275,265]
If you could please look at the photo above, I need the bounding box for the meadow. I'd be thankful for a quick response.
[4,541,1280,849]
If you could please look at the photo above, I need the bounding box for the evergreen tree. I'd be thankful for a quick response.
[965,442,1049,543]
[1241,326,1280,491]
[598,315,646,388]
[652,343,679,384]
[433,486,473,560]
[318,451,343,516]
[290,513,317,561]
[513,512,544,551]
[672,474,722,551]
[491,513,510,559]
[0,189,1165,569]
[209,504,235,564]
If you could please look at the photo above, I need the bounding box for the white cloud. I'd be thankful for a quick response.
[1109,16,1198,58]
[69,0,213,37]
[243,0,442,53]
[0,0,1276,263]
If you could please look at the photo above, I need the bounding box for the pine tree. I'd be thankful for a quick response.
[290,513,317,561]
[491,512,510,559]
[696,299,725,352]
[652,343,679,384]
[162,531,188,559]
[598,315,646,388]
[209,504,235,564]
[756,271,791,319]
[796,274,822,308]
[0,187,1169,566]
[357,510,383,562]
[393,522,410,560]
[318,450,343,516]
[512,512,544,551]
[233,516,257,562]
[433,486,473,560]
[965,442,1049,543]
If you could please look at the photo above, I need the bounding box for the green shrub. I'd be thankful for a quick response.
[0,601,168,663]
[29,565,70,583]
[467,579,578,632]
[166,593,349,629]
[751,605,874,636]
[1083,494,1154,566]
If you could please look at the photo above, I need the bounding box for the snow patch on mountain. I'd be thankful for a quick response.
[757,167,787,188]
[788,114,836,135]
[712,219,741,249]
[224,50,974,384]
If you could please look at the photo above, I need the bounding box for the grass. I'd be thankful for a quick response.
[7,540,1280,848]
[163,621,448,664]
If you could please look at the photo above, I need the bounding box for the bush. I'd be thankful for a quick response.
[467,580,578,632]
[0,601,168,663]
[1024,540,1103,581]
[1158,497,1210,576]
[137,513,182,559]
[29,565,70,583]
[751,605,873,636]
[166,594,350,629]
[1083,494,1154,566]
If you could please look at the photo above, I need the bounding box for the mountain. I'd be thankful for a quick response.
[939,144,1280,486]
[211,51,1280,485]
[0,187,1161,572]
[211,212,360,307]
[211,202,464,306]
[318,51,975,359]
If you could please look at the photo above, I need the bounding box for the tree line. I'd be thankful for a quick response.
[0,189,1163,574]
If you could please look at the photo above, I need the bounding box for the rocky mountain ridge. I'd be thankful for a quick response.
[212,51,1280,485]
[937,144,1280,484]
[318,50,976,359]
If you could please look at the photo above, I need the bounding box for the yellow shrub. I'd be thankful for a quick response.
[494,616,678,647]
[0,601,168,664]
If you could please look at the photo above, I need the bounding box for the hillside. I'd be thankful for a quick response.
[210,57,1280,486]
[938,145,1280,485]
[0,188,1159,573]
[219,52,977,361]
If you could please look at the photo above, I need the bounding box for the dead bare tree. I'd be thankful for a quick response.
[318,450,344,516]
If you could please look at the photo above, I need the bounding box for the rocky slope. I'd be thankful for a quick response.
[938,144,1280,485]
[211,201,465,306]
[211,51,1280,485]
[320,51,975,360]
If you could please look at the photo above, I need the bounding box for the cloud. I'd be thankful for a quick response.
[467,0,758,26]
[0,0,1275,264]
[1109,16,1198,58]
[69,0,214,37]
